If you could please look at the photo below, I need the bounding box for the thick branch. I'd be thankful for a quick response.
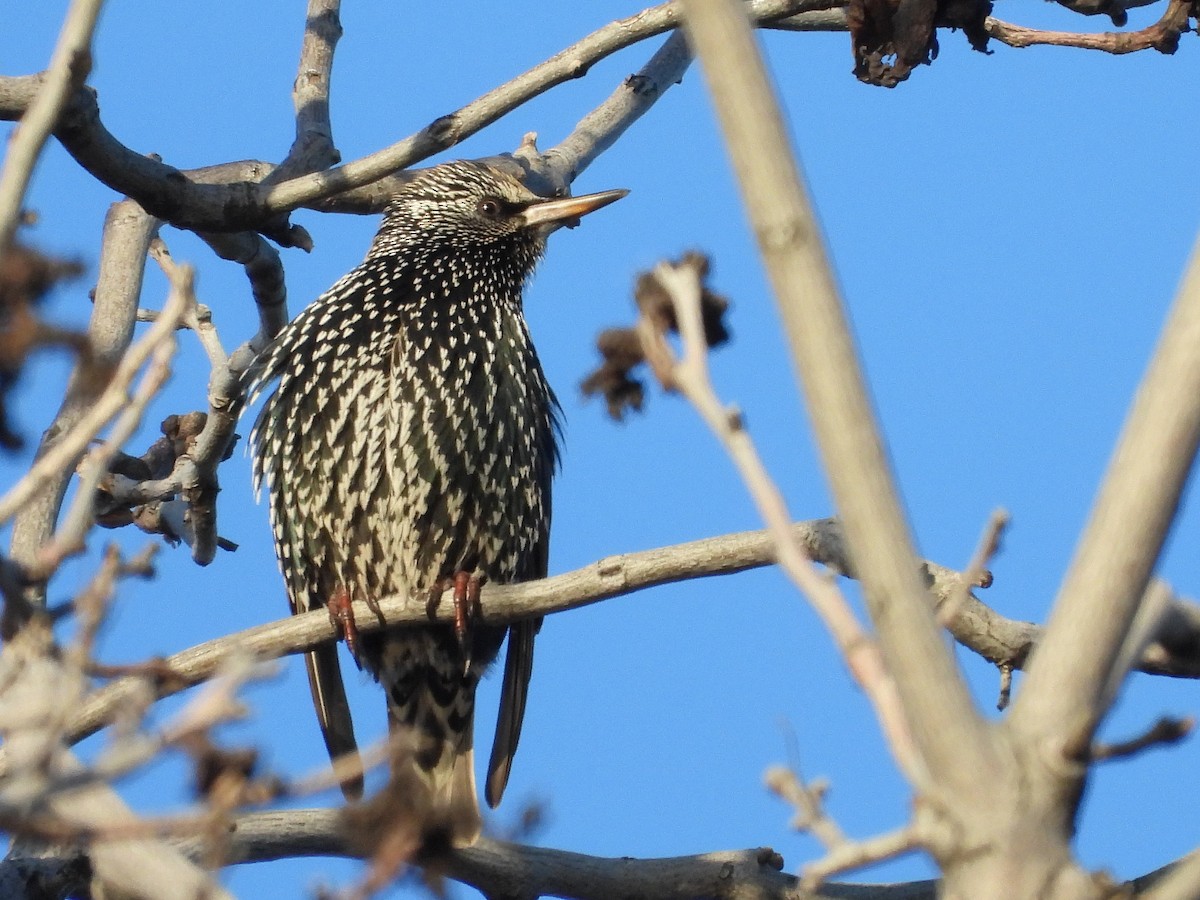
[1010,238,1200,757]
[268,0,342,183]
[202,812,1200,900]
[676,0,997,806]
[203,809,931,900]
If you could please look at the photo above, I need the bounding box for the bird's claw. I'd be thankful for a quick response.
[454,572,486,643]
[328,586,364,670]
[425,572,485,673]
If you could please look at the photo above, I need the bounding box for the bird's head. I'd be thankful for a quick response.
[378,161,627,265]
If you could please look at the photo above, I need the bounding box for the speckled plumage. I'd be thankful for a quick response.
[244,160,623,845]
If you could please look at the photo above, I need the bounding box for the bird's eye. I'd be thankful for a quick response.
[477,197,504,218]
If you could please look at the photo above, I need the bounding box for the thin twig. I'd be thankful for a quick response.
[1090,715,1193,762]
[0,257,189,527]
[93,240,241,564]
[34,340,176,576]
[0,631,230,899]
[937,509,1007,629]
[996,663,1014,712]
[985,1,1191,55]
[0,0,104,259]
[764,765,846,848]
[12,653,262,806]
[150,238,226,367]
[647,257,924,787]
[801,825,921,891]
[283,735,396,799]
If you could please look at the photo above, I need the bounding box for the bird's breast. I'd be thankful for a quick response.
[379,301,556,594]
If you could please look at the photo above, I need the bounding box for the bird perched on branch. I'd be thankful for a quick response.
[244,159,625,846]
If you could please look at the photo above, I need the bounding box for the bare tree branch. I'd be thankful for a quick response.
[0,251,188,533]
[257,0,812,218]
[188,811,881,900]
[1009,237,1200,765]
[2,517,1188,779]
[0,0,104,260]
[187,810,1200,900]
[1140,850,1200,900]
[640,256,922,786]
[100,229,286,566]
[269,0,343,183]
[676,0,996,814]
[0,620,232,900]
[1089,715,1193,762]
[0,1,818,237]
[6,200,154,623]
[986,0,1192,54]
[541,29,693,191]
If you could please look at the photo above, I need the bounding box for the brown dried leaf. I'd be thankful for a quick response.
[0,243,85,449]
[582,252,732,420]
[848,0,992,87]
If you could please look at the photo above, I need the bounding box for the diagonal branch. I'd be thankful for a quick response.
[1009,237,1200,756]
[0,249,187,532]
[1140,849,1200,900]
[257,0,812,218]
[5,200,155,622]
[643,257,922,786]
[0,1,819,236]
[676,0,997,801]
[539,29,694,192]
[0,0,104,260]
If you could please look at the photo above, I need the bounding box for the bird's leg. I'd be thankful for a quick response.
[328,585,363,668]
[424,573,486,666]
[452,571,472,646]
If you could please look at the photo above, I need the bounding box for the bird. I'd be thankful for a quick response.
[243,159,626,846]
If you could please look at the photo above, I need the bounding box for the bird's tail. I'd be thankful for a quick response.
[387,720,482,848]
[376,631,483,847]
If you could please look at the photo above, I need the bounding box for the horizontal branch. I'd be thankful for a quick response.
[203,808,926,900]
[6,519,1191,780]
[192,808,1200,899]
[986,0,1191,55]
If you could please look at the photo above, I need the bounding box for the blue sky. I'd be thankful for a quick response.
[4,2,1200,897]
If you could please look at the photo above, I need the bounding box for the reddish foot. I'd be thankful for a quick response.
[426,572,486,667]
[328,586,363,668]
[452,571,486,649]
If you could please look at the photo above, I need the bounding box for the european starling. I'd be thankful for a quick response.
[244,160,625,845]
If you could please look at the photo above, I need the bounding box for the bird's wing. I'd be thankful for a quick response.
[485,523,548,808]
[248,313,369,801]
[485,616,539,808]
[305,645,363,799]
[275,490,364,801]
